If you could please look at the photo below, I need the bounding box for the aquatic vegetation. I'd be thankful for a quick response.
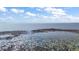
[0,31,79,51]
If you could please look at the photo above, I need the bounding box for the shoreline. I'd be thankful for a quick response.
[0,28,79,35]
[0,28,79,39]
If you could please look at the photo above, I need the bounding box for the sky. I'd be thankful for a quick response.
[0,7,79,23]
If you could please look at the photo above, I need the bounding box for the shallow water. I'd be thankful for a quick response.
[0,31,79,51]
[30,31,79,40]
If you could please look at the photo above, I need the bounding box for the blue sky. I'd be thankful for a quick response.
[0,7,79,23]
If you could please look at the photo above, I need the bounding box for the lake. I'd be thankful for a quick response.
[0,23,79,51]
[0,23,79,31]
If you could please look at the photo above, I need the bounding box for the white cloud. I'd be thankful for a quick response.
[0,7,7,12]
[0,16,15,22]
[40,7,79,23]
[24,7,79,23]
[36,8,41,11]
[66,15,79,22]
[26,12,36,16]
[36,7,79,23]
[11,8,24,13]
[36,7,45,11]
[42,16,49,18]
[44,7,67,16]
[48,15,79,23]
[0,7,79,23]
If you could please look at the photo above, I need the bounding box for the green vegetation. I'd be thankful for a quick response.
[30,38,79,51]
[0,31,79,51]
[1,37,79,51]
